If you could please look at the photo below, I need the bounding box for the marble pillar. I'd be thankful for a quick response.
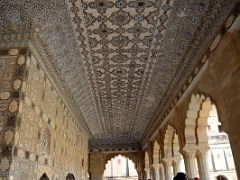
[152,163,160,180]
[163,158,173,180]
[183,148,198,178]
[159,164,165,180]
[144,168,150,180]
[90,172,104,180]
[197,147,210,180]
[173,156,182,175]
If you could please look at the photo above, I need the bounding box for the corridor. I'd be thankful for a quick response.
[0,0,240,180]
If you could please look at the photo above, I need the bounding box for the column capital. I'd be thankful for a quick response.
[163,157,173,166]
[144,167,150,173]
[183,144,197,157]
[172,155,182,162]
[197,144,210,153]
[152,163,160,170]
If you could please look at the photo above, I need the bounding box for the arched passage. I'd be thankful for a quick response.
[196,102,237,180]
[163,125,175,180]
[153,141,160,164]
[172,132,185,175]
[103,154,138,179]
[185,94,205,147]
[39,173,49,180]
[183,94,205,178]
[66,173,75,180]
[195,97,213,180]
[183,94,237,180]
[144,151,151,179]
[164,125,174,158]
[163,125,184,179]
[196,97,212,145]
[152,140,164,180]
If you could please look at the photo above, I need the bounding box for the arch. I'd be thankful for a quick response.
[39,173,49,180]
[185,94,205,146]
[172,132,185,174]
[183,94,208,178]
[195,100,237,179]
[196,97,212,145]
[153,140,160,164]
[173,133,180,157]
[103,154,138,178]
[164,125,175,158]
[163,125,185,177]
[105,153,138,167]
[66,173,75,180]
[144,151,150,168]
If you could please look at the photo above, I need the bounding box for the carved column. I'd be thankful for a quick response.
[163,158,173,180]
[172,156,182,175]
[137,170,143,180]
[137,166,145,180]
[197,147,210,180]
[89,153,105,180]
[152,163,160,180]
[90,172,104,180]
[159,164,165,180]
[144,168,150,180]
[183,148,198,178]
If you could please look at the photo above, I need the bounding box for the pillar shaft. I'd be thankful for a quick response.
[164,159,173,180]
[197,148,210,180]
[159,164,165,180]
[144,168,150,180]
[90,172,104,180]
[152,164,160,180]
[173,157,182,176]
[137,170,144,180]
[183,150,198,178]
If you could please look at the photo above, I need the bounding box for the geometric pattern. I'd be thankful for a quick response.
[67,0,237,149]
[67,0,171,145]
[0,0,238,150]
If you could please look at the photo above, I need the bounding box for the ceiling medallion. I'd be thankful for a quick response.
[89,0,114,14]
[116,0,127,9]
[109,10,131,26]
[84,13,96,28]
[93,23,114,38]
[110,35,130,47]
[112,68,128,77]
[128,0,155,13]
[111,54,128,64]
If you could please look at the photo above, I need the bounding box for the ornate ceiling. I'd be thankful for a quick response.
[0,0,237,150]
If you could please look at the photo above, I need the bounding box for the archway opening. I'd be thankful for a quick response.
[66,173,75,180]
[172,132,185,174]
[202,104,237,180]
[164,125,185,178]
[103,154,138,180]
[39,173,49,180]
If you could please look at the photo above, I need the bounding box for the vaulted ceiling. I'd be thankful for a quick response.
[0,0,237,150]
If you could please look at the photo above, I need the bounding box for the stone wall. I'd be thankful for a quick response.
[0,49,26,178]
[0,48,89,180]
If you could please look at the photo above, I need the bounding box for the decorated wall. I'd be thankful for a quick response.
[0,48,89,180]
[0,49,25,178]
